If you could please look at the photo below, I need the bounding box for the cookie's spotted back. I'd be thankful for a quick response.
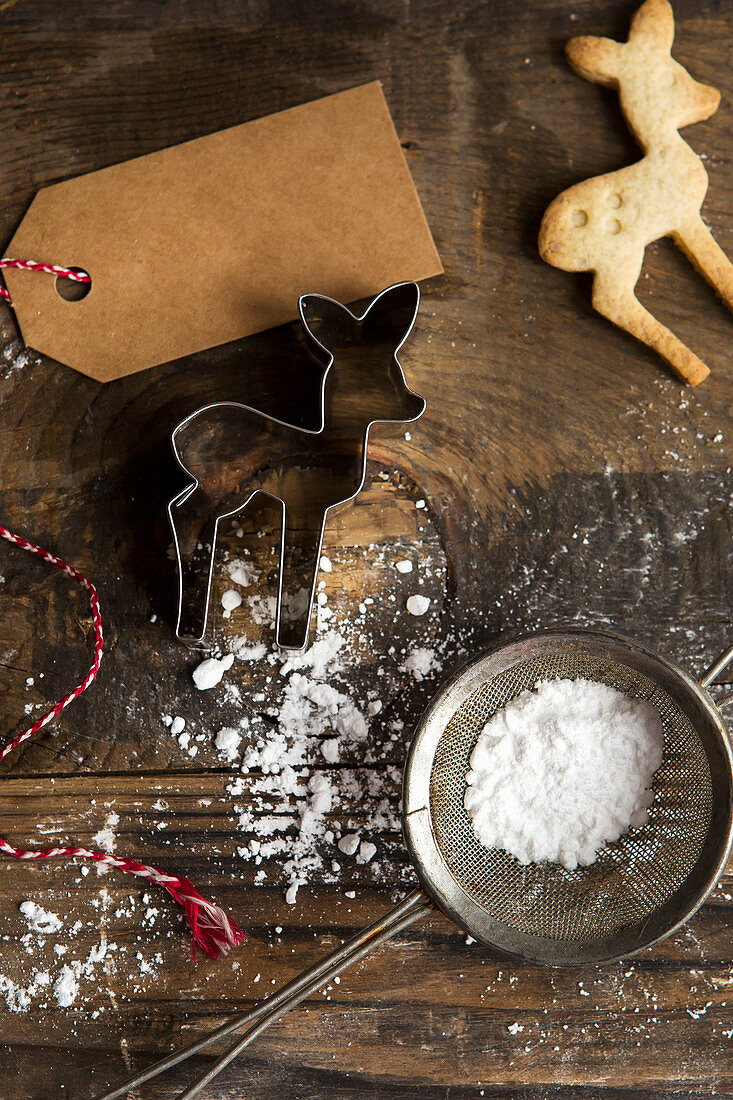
[539,0,732,386]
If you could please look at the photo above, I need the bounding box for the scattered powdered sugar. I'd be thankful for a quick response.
[0,975,37,1013]
[274,671,367,745]
[400,647,443,681]
[19,901,62,935]
[49,941,119,1008]
[465,678,664,870]
[223,613,425,902]
[233,642,373,901]
[53,965,79,1007]
[193,653,234,690]
[230,638,268,661]
[92,811,120,855]
[246,593,278,626]
[0,904,135,1015]
[168,522,447,908]
[0,337,41,381]
[279,630,344,679]
[246,587,310,628]
[163,713,198,757]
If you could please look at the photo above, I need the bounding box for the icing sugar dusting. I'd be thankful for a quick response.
[19,901,63,935]
[465,678,664,870]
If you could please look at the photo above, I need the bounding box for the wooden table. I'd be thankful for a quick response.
[1,1,733,1096]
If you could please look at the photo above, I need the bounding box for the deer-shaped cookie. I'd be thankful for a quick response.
[539,0,733,385]
[168,282,425,651]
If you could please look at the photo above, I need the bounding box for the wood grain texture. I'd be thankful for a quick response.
[0,1,732,1098]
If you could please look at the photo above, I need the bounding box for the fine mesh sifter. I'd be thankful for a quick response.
[99,628,733,1100]
[406,628,733,966]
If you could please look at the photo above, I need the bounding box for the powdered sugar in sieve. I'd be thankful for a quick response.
[464,677,664,870]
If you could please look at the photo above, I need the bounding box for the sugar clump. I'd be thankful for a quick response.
[338,834,360,857]
[19,902,62,935]
[357,840,376,864]
[53,965,79,1007]
[227,559,257,587]
[192,653,234,690]
[406,594,430,616]
[215,726,242,763]
[321,738,340,763]
[221,589,243,617]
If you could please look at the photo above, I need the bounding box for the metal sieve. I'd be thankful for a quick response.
[405,628,733,966]
[99,628,733,1100]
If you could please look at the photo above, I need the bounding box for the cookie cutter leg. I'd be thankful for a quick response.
[169,484,259,643]
[276,502,328,651]
[168,484,218,643]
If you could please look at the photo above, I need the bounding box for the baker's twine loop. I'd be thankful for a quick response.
[0,258,90,304]
[0,525,244,961]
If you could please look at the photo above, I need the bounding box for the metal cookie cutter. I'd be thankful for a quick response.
[168,281,426,651]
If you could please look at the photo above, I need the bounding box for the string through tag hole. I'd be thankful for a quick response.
[55,266,91,301]
[0,258,91,306]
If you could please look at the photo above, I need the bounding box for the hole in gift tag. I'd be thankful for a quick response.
[54,267,91,301]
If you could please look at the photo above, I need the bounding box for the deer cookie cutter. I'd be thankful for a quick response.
[539,0,733,385]
[168,281,426,652]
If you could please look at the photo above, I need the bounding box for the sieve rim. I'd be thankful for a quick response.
[403,628,733,966]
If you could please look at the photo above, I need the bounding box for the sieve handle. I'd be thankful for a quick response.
[94,888,431,1100]
[700,643,733,705]
[174,889,432,1100]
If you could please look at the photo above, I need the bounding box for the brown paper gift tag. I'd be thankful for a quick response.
[4,82,442,383]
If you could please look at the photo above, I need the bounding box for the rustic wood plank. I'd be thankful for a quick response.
[0,0,732,1098]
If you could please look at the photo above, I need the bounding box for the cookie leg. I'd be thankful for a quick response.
[592,270,710,385]
[673,217,733,311]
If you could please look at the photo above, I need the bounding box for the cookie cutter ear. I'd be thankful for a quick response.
[299,294,356,355]
[629,0,675,52]
[565,36,624,86]
[360,282,420,350]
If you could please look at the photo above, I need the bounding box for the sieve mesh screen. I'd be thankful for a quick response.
[429,652,713,942]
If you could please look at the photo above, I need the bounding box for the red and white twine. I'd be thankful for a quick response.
[0,528,244,961]
[0,257,90,304]
[0,258,245,960]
